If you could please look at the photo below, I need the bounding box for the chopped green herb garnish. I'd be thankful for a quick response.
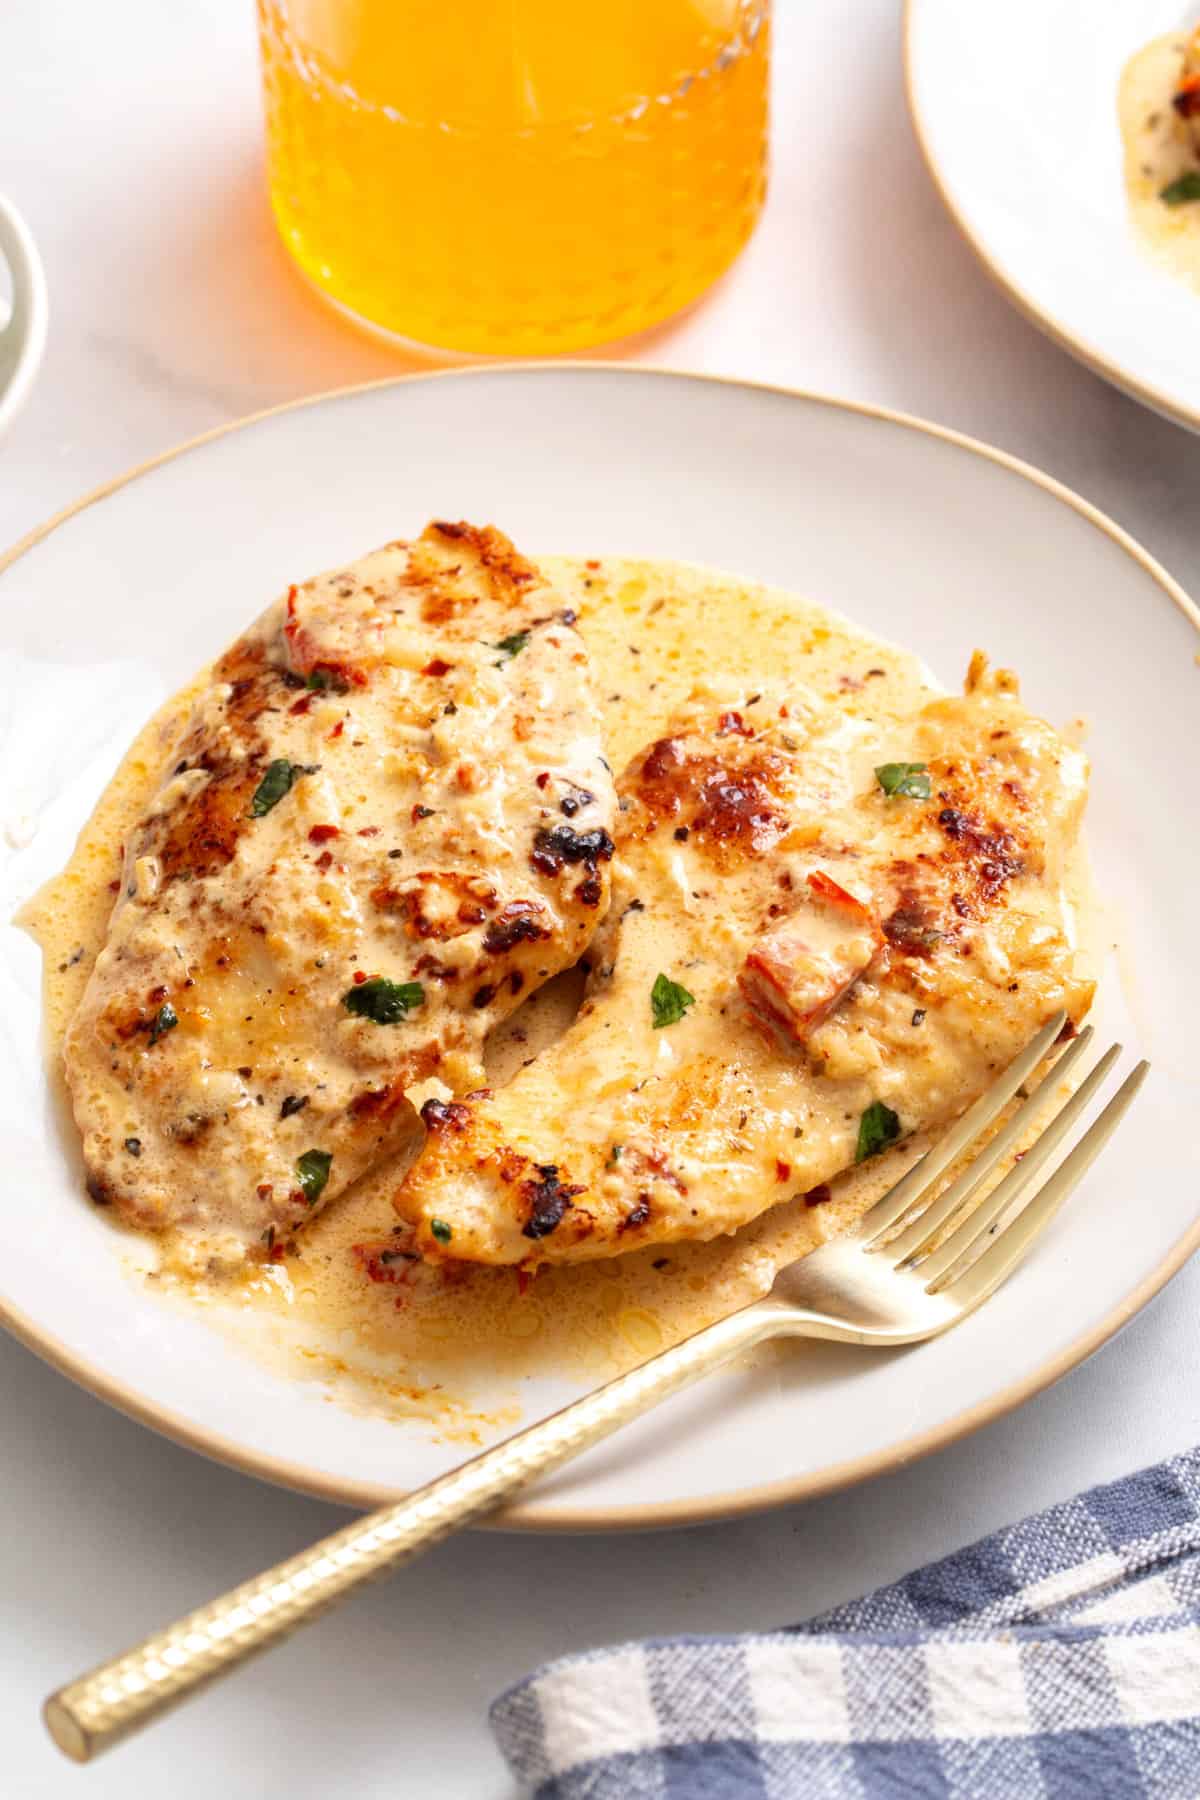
[295,1149,332,1206]
[305,668,349,693]
[651,972,696,1029]
[430,1217,453,1244]
[856,1100,901,1163]
[492,630,530,666]
[250,758,305,817]
[1161,171,1200,206]
[875,762,932,800]
[148,1000,177,1046]
[606,1144,624,1167]
[341,977,425,1023]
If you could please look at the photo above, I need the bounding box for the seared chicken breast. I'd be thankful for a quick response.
[64,522,616,1265]
[395,655,1093,1266]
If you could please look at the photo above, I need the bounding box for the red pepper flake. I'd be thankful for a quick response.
[422,658,453,678]
[269,1242,287,1262]
[354,1241,419,1286]
[717,710,753,738]
[585,559,600,570]
[516,1268,533,1296]
[357,826,381,837]
[352,970,367,985]
[308,824,340,843]
[108,879,121,893]
[328,719,345,740]
[256,1182,273,1199]
[775,1159,791,1183]
[289,695,312,715]
[804,1184,833,1207]
[536,772,551,790]
[315,850,333,871]
[1174,74,1200,118]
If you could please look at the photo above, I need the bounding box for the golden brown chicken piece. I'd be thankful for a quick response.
[64,522,615,1265]
[394,657,1093,1266]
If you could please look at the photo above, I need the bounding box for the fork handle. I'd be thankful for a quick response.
[45,1297,787,1763]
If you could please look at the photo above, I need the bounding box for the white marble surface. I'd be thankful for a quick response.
[4,2,1200,1794]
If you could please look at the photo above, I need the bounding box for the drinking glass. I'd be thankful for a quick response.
[257,0,770,354]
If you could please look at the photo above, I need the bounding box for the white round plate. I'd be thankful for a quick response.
[906,1,1200,432]
[1,366,1197,1529]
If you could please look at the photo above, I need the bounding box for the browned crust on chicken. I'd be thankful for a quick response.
[64,522,615,1265]
[392,661,1093,1268]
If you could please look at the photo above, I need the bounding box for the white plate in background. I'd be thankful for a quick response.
[1,365,1197,1528]
[906,0,1200,431]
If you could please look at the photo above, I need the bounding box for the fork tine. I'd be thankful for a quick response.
[918,1042,1122,1289]
[888,1026,1095,1265]
[858,1010,1067,1245]
[942,1060,1150,1314]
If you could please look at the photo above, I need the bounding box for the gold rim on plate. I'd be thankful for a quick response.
[902,0,1200,437]
[2,362,1198,1531]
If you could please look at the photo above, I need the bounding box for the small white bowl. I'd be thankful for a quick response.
[0,194,47,441]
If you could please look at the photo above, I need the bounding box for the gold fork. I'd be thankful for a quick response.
[44,1011,1146,1764]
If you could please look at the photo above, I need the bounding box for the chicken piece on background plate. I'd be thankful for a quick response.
[1174,25,1200,149]
[64,522,616,1266]
[394,656,1093,1266]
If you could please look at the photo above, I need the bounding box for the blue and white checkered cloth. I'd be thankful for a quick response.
[491,1448,1200,1796]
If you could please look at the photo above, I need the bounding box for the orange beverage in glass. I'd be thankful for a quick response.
[257,0,770,354]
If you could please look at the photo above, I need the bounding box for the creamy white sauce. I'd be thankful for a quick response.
[24,555,1102,1426]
